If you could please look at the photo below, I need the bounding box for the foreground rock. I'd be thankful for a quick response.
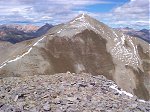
[0,73,150,112]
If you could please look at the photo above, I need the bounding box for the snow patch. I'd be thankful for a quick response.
[7,47,32,63]
[70,13,85,24]
[0,63,6,69]
[114,38,118,42]
[33,36,45,46]
[0,36,46,69]
[110,84,133,97]
[128,37,141,64]
[111,34,140,66]
[57,29,63,34]
[75,13,85,21]
[112,30,118,37]
[121,33,125,44]
[138,99,146,103]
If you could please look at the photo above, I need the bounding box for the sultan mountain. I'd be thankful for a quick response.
[0,14,149,100]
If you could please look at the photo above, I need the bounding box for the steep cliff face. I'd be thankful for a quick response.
[0,14,149,100]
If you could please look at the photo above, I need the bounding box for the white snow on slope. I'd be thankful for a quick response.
[69,13,111,39]
[7,47,32,63]
[128,36,141,64]
[70,13,85,24]
[0,36,46,69]
[138,99,146,103]
[57,29,63,34]
[33,36,45,46]
[111,31,140,66]
[121,33,125,44]
[110,84,147,103]
[110,84,133,97]
[112,30,118,37]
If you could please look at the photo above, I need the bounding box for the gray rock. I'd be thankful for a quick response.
[43,102,51,111]
[136,105,147,112]
[0,73,149,112]
[130,103,138,108]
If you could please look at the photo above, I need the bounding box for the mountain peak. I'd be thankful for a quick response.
[53,13,106,38]
[51,13,108,38]
[70,13,94,23]
[76,13,87,19]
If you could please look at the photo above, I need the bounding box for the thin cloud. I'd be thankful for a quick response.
[0,0,114,25]
[95,0,149,29]
[0,0,149,29]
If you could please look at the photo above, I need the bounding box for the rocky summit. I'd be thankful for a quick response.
[0,73,150,112]
[0,14,150,101]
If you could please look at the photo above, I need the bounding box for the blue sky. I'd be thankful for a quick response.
[0,0,149,29]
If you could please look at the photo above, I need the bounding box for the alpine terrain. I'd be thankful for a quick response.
[0,24,53,43]
[0,14,150,101]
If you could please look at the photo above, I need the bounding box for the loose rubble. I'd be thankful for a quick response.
[0,73,150,112]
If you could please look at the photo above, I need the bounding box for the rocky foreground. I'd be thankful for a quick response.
[0,73,150,112]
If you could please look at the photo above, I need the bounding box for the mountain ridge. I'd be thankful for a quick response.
[0,14,149,100]
[0,23,53,43]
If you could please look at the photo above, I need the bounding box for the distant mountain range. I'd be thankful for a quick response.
[0,24,39,33]
[0,24,149,44]
[0,24,53,43]
[115,27,150,43]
